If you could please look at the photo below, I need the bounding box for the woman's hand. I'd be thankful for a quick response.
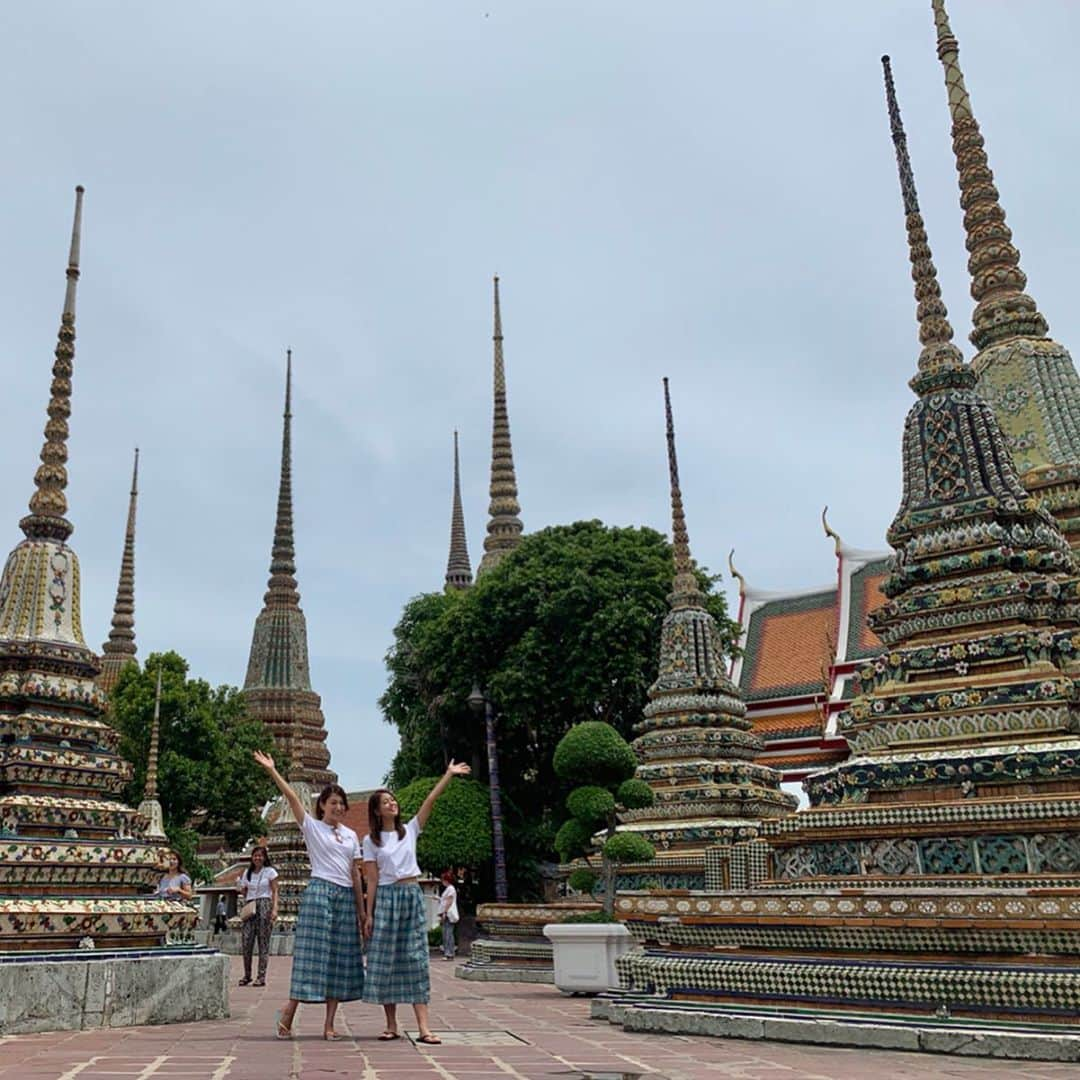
[446,760,471,778]
[253,750,276,772]
[363,915,373,940]
[270,908,278,923]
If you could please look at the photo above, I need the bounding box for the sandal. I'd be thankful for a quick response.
[238,977,252,987]
[252,979,265,987]
[274,1010,293,1040]
[323,1029,343,1041]
[378,1030,401,1041]
[417,1033,442,1045]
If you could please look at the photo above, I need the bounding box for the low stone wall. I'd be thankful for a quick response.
[194,928,295,956]
[0,948,229,1035]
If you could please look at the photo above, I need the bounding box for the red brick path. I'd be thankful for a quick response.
[0,955,1074,1079]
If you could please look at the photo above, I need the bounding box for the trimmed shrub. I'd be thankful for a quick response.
[616,778,655,810]
[395,775,493,872]
[603,832,656,865]
[560,910,616,924]
[553,722,637,787]
[554,818,594,862]
[566,785,616,827]
[567,867,599,895]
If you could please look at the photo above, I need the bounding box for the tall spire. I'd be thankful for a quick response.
[146,666,162,801]
[243,350,334,792]
[931,0,1046,351]
[477,276,523,575]
[266,348,299,608]
[98,448,139,693]
[882,54,965,389]
[137,665,166,839]
[663,377,704,607]
[20,186,84,543]
[445,430,473,591]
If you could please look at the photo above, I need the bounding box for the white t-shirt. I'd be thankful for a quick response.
[438,883,457,916]
[301,814,362,889]
[240,866,278,901]
[362,817,422,885]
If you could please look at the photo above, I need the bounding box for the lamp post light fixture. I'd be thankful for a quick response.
[468,683,509,903]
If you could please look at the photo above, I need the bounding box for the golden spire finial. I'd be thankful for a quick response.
[882,54,966,387]
[662,378,704,608]
[930,0,1047,350]
[21,186,84,542]
[478,275,523,575]
[445,430,473,591]
[727,548,746,595]
[821,505,843,557]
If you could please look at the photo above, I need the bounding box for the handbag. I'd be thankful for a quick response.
[447,898,460,924]
[240,899,257,921]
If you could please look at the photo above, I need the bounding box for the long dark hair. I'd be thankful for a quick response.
[164,849,185,875]
[367,788,405,846]
[315,784,349,821]
[244,845,272,880]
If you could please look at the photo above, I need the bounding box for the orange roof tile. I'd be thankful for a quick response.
[745,597,836,700]
[753,708,824,739]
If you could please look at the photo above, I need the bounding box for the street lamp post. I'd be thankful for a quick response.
[468,684,509,903]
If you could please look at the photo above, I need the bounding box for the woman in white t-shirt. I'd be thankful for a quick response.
[254,750,366,1041]
[361,760,471,1044]
[437,871,459,961]
[237,845,278,987]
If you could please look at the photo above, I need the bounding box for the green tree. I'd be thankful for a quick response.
[109,651,277,877]
[553,721,655,915]
[395,775,493,873]
[379,521,737,899]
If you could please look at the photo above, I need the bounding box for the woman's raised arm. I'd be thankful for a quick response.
[416,760,471,829]
[253,750,307,824]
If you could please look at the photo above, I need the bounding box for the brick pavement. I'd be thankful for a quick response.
[0,954,1076,1079]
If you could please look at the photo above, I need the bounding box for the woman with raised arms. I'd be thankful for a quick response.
[253,750,365,1041]
[362,760,471,1043]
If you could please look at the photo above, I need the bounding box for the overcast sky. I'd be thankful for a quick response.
[3,2,1078,792]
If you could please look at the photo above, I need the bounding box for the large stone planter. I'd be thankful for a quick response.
[543,922,633,994]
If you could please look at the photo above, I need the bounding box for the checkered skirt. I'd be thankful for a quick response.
[362,882,430,1004]
[289,877,364,1003]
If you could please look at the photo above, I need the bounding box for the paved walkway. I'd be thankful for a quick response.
[0,955,1076,1079]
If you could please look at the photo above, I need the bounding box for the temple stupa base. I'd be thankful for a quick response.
[457,901,601,984]
[0,946,229,1035]
[592,994,1080,1062]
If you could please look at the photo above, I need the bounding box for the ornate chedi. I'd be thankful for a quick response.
[97,448,139,695]
[933,0,1080,548]
[615,381,795,891]
[242,350,334,925]
[445,430,473,591]
[0,189,195,951]
[137,668,166,840]
[476,276,523,576]
[600,62,1080,1047]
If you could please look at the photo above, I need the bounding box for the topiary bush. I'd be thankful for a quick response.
[553,721,638,787]
[396,775,493,873]
[560,910,614,924]
[616,778,655,810]
[552,721,655,914]
[567,867,599,895]
[566,786,616,826]
[603,832,655,864]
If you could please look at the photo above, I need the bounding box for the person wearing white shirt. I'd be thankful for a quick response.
[361,760,471,1044]
[236,845,279,987]
[254,750,366,1042]
[437,871,459,960]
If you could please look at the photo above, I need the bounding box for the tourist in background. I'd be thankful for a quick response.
[237,844,279,987]
[362,761,471,1043]
[253,750,365,1040]
[437,870,459,961]
[154,850,193,902]
[214,895,227,934]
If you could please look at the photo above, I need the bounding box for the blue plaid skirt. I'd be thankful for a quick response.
[289,877,364,1003]
[362,882,430,1004]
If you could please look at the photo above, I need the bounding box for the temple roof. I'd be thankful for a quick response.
[733,586,836,703]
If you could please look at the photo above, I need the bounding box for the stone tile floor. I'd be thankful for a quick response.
[0,955,1077,1079]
